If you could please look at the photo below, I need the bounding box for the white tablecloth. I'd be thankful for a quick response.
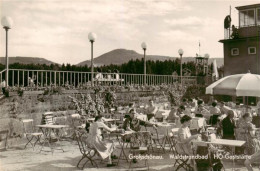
[190,117,206,130]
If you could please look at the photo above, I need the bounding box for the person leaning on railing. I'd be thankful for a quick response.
[95,68,103,80]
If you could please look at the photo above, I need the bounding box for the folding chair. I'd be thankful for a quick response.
[0,130,9,150]
[74,130,99,169]
[22,119,43,150]
[41,112,54,125]
[172,139,194,171]
[151,127,165,153]
[128,132,149,170]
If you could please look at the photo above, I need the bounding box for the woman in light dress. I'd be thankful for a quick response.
[86,115,117,167]
[177,115,199,170]
[236,113,260,155]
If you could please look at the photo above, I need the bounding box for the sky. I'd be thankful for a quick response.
[0,0,259,65]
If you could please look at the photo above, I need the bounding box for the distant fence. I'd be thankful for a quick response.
[0,69,213,87]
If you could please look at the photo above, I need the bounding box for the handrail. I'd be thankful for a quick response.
[0,69,6,74]
[8,68,197,77]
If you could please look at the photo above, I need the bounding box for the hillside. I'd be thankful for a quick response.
[0,57,58,65]
[77,49,224,67]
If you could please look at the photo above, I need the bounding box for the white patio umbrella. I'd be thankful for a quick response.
[206,73,260,97]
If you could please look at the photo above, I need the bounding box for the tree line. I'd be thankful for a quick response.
[0,58,212,76]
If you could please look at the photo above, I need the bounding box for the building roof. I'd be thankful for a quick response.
[235,3,260,10]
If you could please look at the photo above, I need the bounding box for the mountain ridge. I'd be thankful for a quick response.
[0,57,59,65]
[77,48,224,67]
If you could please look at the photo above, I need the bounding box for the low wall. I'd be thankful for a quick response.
[0,90,168,145]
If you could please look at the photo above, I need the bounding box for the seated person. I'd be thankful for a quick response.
[209,101,221,115]
[220,102,230,114]
[186,98,194,108]
[237,113,260,155]
[181,98,188,106]
[244,150,260,171]
[177,115,199,155]
[167,106,179,123]
[127,102,136,113]
[86,115,117,167]
[177,115,199,170]
[123,109,141,132]
[148,114,157,123]
[252,110,260,128]
[222,110,236,140]
[145,99,158,118]
[177,105,186,117]
[195,99,209,114]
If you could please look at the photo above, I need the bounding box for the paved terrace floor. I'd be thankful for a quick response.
[0,139,258,171]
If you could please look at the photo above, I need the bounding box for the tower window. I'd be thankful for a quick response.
[239,9,255,27]
[248,47,256,54]
[231,48,239,56]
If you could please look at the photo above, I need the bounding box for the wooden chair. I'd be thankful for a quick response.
[22,119,43,150]
[74,130,99,169]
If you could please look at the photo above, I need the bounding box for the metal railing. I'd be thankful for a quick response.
[0,69,212,87]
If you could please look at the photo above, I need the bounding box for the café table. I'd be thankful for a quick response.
[151,122,176,151]
[193,138,246,171]
[87,118,119,124]
[36,124,69,154]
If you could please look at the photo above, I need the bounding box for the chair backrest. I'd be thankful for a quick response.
[74,130,88,155]
[174,141,187,155]
[42,112,54,125]
[22,119,34,134]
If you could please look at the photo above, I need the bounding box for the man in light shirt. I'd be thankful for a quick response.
[209,101,221,115]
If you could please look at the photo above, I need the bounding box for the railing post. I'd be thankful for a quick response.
[70,72,72,85]
[54,71,56,87]
[66,72,69,83]
[41,72,43,87]
[45,72,47,86]
[50,71,52,85]
[12,70,14,87]
[58,72,60,86]
[22,71,24,87]
[74,73,76,87]
[81,73,82,85]
[27,71,29,87]
[36,71,38,87]
[17,70,19,87]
